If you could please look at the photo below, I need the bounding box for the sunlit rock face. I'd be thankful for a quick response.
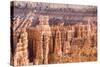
[13,28,29,66]
[37,15,51,36]
[26,15,51,64]
[35,16,51,64]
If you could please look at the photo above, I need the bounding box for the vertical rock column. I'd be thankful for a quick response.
[21,28,29,65]
[78,25,82,38]
[42,34,50,64]
[33,28,43,65]
[63,41,71,55]
[41,16,51,64]
[35,15,51,64]
[54,26,62,63]
[13,28,29,66]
